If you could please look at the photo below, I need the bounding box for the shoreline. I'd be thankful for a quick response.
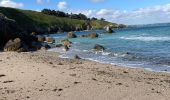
[48,47,170,74]
[0,50,170,100]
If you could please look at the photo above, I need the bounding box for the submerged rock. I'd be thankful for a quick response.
[67,32,77,38]
[93,44,105,51]
[56,44,63,47]
[74,55,81,59]
[89,32,99,38]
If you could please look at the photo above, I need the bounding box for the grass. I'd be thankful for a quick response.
[0,7,115,33]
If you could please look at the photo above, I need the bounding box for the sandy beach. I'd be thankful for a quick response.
[0,50,170,100]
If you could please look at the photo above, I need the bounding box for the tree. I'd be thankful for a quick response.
[100,18,105,21]
[91,17,98,20]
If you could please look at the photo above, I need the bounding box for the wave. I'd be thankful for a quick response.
[120,36,170,41]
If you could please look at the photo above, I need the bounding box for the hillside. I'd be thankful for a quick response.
[0,7,123,47]
[0,7,115,33]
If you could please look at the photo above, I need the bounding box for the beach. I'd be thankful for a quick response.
[0,50,170,100]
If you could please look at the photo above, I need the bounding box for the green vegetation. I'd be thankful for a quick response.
[0,7,118,34]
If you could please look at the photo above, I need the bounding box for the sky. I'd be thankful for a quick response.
[1,0,170,25]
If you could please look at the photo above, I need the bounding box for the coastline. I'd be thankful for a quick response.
[0,50,170,100]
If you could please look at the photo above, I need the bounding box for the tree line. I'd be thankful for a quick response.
[41,9,105,21]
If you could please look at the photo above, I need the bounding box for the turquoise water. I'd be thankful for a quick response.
[48,24,170,72]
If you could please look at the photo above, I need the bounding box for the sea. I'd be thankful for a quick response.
[47,23,170,73]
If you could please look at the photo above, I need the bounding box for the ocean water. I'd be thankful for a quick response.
[48,24,170,72]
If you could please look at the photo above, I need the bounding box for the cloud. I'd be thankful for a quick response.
[0,0,23,8]
[36,0,50,4]
[57,1,68,10]
[37,0,43,4]
[90,0,105,3]
[96,9,112,16]
[71,3,170,25]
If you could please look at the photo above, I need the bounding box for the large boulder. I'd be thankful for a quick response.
[67,32,77,38]
[0,13,20,46]
[4,38,27,52]
[93,44,105,51]
[106,26,115,33]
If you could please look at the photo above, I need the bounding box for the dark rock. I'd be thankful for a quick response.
[93,44,105,51]
[0,13,20,46]
[44,44,51,49]
[37,36,45,42]
[106,26,115,33]
[67,32,77,38]
[64,45,69,51]
[30,41,42,50]
[74,55,81,59]
[56,44,63,47]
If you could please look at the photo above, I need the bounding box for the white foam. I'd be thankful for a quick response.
[120,36,170,41]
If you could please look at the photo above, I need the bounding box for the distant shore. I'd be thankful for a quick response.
[0,50,170,100]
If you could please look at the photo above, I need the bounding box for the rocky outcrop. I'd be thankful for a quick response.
[0,13,20,46]
[93,44,105,51]
[106,26,115,33]
[67,32,77,38]
[3,38,27,52]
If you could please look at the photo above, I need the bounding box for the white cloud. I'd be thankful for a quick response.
[57,1,68,10]
[71,3,170,25]
[37,0,43,4]
[96,9,112,16]
[36,0,50,4]
[0,0,23,8]
[91,0,105,3]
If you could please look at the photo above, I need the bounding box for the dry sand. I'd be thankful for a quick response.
[0,51,170,100]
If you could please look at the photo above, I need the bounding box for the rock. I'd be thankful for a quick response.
[37,36,45,42]
[44,44,51,49]
[81,33,99,38]
[93,44,105,51]
[106,26,115,33]
[31,41,42,50]
[64,45,69,51]
[89,33,98,38]
[31,32,37,36]
[56,44,63,47]
[74,55,81,59]
[4,38,27,52]
[45,37,55,43]
[61,39,72,46]
[67,32,77,38]
[0,13,20,46]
